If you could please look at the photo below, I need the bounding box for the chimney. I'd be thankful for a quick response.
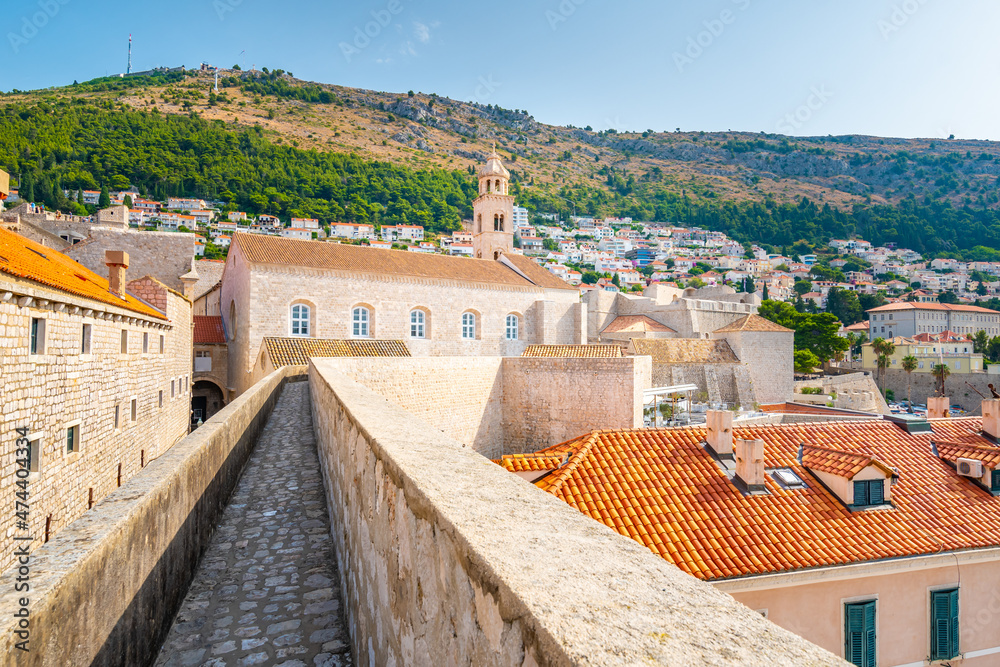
[706,410,734,457]
[983,399,1000,441]
[735,439,767,494]
[927,396,949,419]
[105,250,129,297]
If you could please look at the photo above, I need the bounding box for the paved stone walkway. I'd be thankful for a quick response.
[156,382,353,667]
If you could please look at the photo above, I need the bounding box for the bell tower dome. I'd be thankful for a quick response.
[472,146,515,260]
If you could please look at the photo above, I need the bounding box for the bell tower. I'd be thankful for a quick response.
[472,146,514,260]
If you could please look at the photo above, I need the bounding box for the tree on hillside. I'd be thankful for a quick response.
[794,349,821,374]
[757,300,849,362]
[826,287,862,325]
[762,283,769,300]
[901,354,918,411]
[972,330,989,354]
[846,331,867,361]
[98,186,110,209]
[794,280,813,296]
[123,194,133,209]
[938,291,960,304]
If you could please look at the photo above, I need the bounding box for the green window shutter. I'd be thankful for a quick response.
[869,479,884,505]
[931,589,960,659]
[845,601,876,667]
[854,480,869,506]
[992,469,1000,492]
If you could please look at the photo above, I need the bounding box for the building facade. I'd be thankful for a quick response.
[867,302,1000,340]
[0,228,192,572]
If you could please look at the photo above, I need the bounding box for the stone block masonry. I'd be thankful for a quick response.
[0,367,300,666]
[309,360,846,666]
[64,227,196,293]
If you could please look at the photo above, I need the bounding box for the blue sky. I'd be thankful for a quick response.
[4,0,999,140]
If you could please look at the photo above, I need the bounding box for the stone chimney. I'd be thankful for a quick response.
[706,410,734,457]
[105,250,129,297]
[983,399,1000,441]
[927,396,949,419]
[735,439,766,494]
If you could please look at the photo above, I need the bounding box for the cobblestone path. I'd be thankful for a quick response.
[156,382,353,667]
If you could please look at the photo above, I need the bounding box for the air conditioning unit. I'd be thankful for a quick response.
[957,458,984,478]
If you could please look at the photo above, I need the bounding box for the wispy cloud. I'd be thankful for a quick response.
[414,21,431,43]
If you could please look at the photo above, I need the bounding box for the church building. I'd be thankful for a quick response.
[219,152,585,397]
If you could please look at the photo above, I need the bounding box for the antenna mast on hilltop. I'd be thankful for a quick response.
[127,34,132,75]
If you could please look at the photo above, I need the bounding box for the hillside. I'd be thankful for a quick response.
[4,68,1000,257]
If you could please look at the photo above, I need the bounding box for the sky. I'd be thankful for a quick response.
[3,0,999,140]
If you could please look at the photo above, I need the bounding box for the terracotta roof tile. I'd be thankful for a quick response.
[801,444,892,479]
[629,339,739,364]
[933,438,1000,468]
[0,227,166,319]
[522,345,623,358]
[868,302,1000,314]
[193,316,226,344]
[234,233,574,290]
[264,337,410,367]
[503,418,1000,580]
[713,314,793,333]
[601,315,676,334]
[496,454,566,473]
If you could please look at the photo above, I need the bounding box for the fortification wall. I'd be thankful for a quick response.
[308,361,845,667]
[0,367,300,666]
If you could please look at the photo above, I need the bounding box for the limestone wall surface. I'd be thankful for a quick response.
[308,361,846,667]
[64,227,196,292]
[719,330,794,406]
[796,373,890,414]
[881,369,993,412]
[0,367,300,666]
[650,362,755,407]
[501,356,651,454]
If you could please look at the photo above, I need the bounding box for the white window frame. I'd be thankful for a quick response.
[410,309,426,339]
[24,433,42,475]
[291,303,311,337]
[29,317,46,356]
[462,312,477,340]
[81,323,92,355]
[506,314,519,341]
[64,420,82,457]
[352,307,370,338]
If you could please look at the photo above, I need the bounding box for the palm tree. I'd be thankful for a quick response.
[871,337,896,395]
[932,363,951,397]
[901,355,918,412]
[846,332,866,362]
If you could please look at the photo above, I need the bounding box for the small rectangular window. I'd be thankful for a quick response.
[66,425,80,454]
[131,399,137,422]
[25,435,41,473]
[991,469,1000,493]
[30,318,46,355]
[121,330,128,354]
[930,589,959,660]
[171,380,176,398]
[844,600,877,667]
[853,479,885,507]
[158,390,163,408]
[159,335,165,354]
[81,324,92,354]
[114,405,120,429]
[143,332,149,354]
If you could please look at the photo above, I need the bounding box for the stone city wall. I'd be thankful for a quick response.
[0,366,300,667]
[308,361,846,667]
[0,275,191,574]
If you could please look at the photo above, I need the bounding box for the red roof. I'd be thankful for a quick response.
[868,302,999,314]
[499,417,1000,581]
[193,316,226,344]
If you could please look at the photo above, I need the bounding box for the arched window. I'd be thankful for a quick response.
[499,214,505,231]
[352,307,370,338]
[410,309,426,339]
[462,312,477,340]
[505,314,519,341]
[477,213,482,233]
[486,180,492,193]
[494,214,500,231]
[495,179,500,192]
[290,304,310,337]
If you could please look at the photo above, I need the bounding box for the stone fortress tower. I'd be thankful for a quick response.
[472,146,515,260]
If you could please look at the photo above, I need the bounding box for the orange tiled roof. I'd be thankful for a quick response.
[264,337,410,367]
[522,345,623,358]
[234,233,575,291]
[193,316,226,344]
[934,439,1000,468]
[601,315,675,334]
[497,453,565,473]
[506,417,1000,580]
[801,444,892,479]
[0,227,166,319]
[759,402,877,417]
[713,314,793,333]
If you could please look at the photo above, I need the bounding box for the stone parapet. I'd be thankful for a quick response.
[309,359,846,666]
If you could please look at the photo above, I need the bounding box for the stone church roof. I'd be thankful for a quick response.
[233,234,575,291]
[478,150,511,178]
[713,314,793,333]
[264,337,411,367]
[601,315,676,334]
[629,339,740,364]
[0,226,167,320]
